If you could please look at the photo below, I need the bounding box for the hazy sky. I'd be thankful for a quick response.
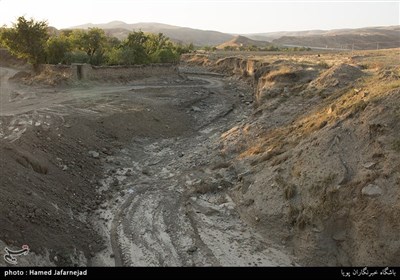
[0,0,399,33]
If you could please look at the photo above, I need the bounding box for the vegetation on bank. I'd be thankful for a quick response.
[0,16,194,69]
[202,45,312,52]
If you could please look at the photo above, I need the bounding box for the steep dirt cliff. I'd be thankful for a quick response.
[182,49,400,266]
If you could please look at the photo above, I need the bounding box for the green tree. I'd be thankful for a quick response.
[122,31,149,64]
[247,45,259,51]
[145,33,168,55]
[46,35,71,64]
[151,48,179,63]
[174,43,194,54]
[70,28,107,65]
[65,51,90,64]
[0,16,49,71]
[105,31,183,65]
[106,36,121,49]
[224,46,237,51]
[0,26,6,47]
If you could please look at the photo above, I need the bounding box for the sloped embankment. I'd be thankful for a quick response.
[182,50,400,265]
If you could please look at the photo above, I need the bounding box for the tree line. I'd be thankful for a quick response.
[0,16,194,70]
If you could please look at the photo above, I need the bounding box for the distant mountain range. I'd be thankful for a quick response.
[67,21,400,50]
[70,21,233,46]
[269,26,400,50]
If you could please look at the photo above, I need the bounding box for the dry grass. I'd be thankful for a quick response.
[317,61,331,69]
[266,66,296,83]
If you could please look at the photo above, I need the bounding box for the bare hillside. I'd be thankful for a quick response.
[70,21,234,46]
[68,22,400,50]
[271,26,400,50]
[217,35,270,49]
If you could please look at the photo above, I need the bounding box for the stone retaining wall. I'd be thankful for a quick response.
[47,63,179,81]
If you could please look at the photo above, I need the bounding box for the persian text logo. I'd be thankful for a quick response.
[3,245,30,265]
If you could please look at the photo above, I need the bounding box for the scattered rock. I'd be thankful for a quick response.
[109,168,116,174]
[187,246,198,253]
[142,169,151,176]
[88,151,100,159]
[362,162,376,169]
[361,184,382,196]
[191,106,202,112]
[283,87,290,94]
[112,179,119,187]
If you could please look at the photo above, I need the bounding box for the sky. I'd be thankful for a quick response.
[0,0,399,34]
